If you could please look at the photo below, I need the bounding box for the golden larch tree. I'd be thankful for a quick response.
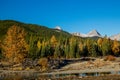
[97,38,103,47]
[50,35,57,47]
[112,39,120,56]
[2,25,29,63]
[37,40,42,49]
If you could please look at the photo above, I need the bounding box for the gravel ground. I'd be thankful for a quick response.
[61,58,120,71]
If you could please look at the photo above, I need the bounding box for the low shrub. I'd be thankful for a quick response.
[38,58,48,71]
[104,55,116,61]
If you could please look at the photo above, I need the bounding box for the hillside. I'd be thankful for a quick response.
[0,20,71,40]
[0,20,120,74]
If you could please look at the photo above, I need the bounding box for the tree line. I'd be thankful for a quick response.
[0,25,120,64]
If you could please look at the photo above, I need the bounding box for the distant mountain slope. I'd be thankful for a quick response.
[0,20,71,40]
[87,30,101,37]
[72,30,101,38]
[110,33,120,41]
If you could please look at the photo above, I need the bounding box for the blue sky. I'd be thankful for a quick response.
[0,0,120,36]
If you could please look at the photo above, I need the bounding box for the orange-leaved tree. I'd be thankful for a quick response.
[2,25,29,64]
[112,39,120,56]
[50,35,57,48]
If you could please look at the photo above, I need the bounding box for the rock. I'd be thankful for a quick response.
[47,59,67,69]
[12,67,23,71]
[22,58,38,69]
[13,63,22,67]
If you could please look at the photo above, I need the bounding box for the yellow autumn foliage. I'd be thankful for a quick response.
[2,25,29,64]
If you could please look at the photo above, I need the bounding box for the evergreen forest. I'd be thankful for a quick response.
[0,20,120,64]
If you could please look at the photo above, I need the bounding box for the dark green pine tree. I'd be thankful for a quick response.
[54,44,60,58]
[101,37,112,56]
[28,34,38,59]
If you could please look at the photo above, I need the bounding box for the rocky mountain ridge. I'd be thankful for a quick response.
[72,30,101,38]
[72,30,120,41]
[110,33,120,41]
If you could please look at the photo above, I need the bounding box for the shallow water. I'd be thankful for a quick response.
[0,71,120,80]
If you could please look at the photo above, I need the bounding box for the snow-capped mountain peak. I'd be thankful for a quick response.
[72,29,120,41]
[110,33,120,41]
[87,30,101,37]
[72,29,101,38]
